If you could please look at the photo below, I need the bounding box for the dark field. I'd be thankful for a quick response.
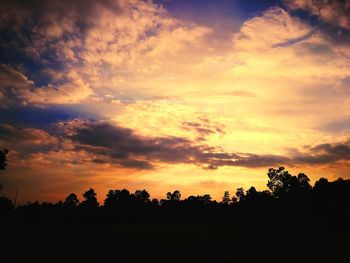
[2,172,350,262]
[2,222,349,262]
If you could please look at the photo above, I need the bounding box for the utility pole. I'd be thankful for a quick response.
[14,185,18,207]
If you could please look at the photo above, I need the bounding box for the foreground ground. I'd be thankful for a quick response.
[2,222,350,262]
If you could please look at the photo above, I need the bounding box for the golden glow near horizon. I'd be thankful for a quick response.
[1,0,350,204]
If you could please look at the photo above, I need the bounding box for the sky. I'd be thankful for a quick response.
[1,0,350,204]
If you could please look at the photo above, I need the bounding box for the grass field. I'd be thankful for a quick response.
[2,222,349,262]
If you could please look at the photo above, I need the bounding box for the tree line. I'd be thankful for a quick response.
[1,148,350,223]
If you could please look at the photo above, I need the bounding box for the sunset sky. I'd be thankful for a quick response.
[1,0,350,204]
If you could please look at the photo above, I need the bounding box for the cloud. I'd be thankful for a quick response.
[285,0,350,29]
[292,141,350,164]
[67,120,350,169]
[0,0,122,38]
[272,28,317,47]
[23,80,92,105]
[0,124,59,153]
[0,64,33,106]
[0,0,211,108]
[233,7,312,51]
[54,119,295,170]
[0,64,92,106]
[65,120,213,169]
[0,105,85,130]
[182,118,225,140]
[335,76,350,95]
[317,117,350,133]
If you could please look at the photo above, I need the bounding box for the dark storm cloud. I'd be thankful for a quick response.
[291,142,350,165]
[65,121,291,169]
[286,0,350,29]
[285,0,350,43]
[0,0,122,30]
[69,121,350,169]
[2,118,349,169]
[0,123,59,154]
[70,122,213,169]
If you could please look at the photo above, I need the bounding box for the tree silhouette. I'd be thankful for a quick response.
[246,187,258,201]
[166,190,181,201]
[267,166,311,198]
[0,196,13,211]
[0,148,8,171]
[4,166,350,227]
[297,173,311,192]
[104,189,151,208]
[151,198,159,207]
[222,191,231,204]
[104,189,132,208]
[80,188,99,208]
[314,177,329,190]
[199,194,212,203]
[134,189,150,205]
[235,187,245,202]
[0,148,9,191]
[64,193,79,208]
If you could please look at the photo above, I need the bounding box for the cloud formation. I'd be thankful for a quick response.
[0,65,92,106]
[182,118,225,140]
[0,124,59,154]
[53,120,350,170]
[36,119,287,170]
[292,142,350,165]
[286,0,350,29]
[0,0,122,38]
[0,0,210,107]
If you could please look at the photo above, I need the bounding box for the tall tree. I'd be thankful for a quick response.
[134,189,150,205]
[235,187,245,202]
[267,167,311,197]
[222,191,231,204]
[0,148,8,171]
[166,190,181,201]
[64,193,79,207]
[104,189,132,208]
[80,188,99,208]
[0,148,9,191]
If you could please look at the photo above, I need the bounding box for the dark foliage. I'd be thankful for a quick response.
[0,148,9,191]
[104,189,151,209]
[0,196,13,211]
[80,188,99,208]
[63,193,79,208]
[0,148,8,171]
[1,167,350,225]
